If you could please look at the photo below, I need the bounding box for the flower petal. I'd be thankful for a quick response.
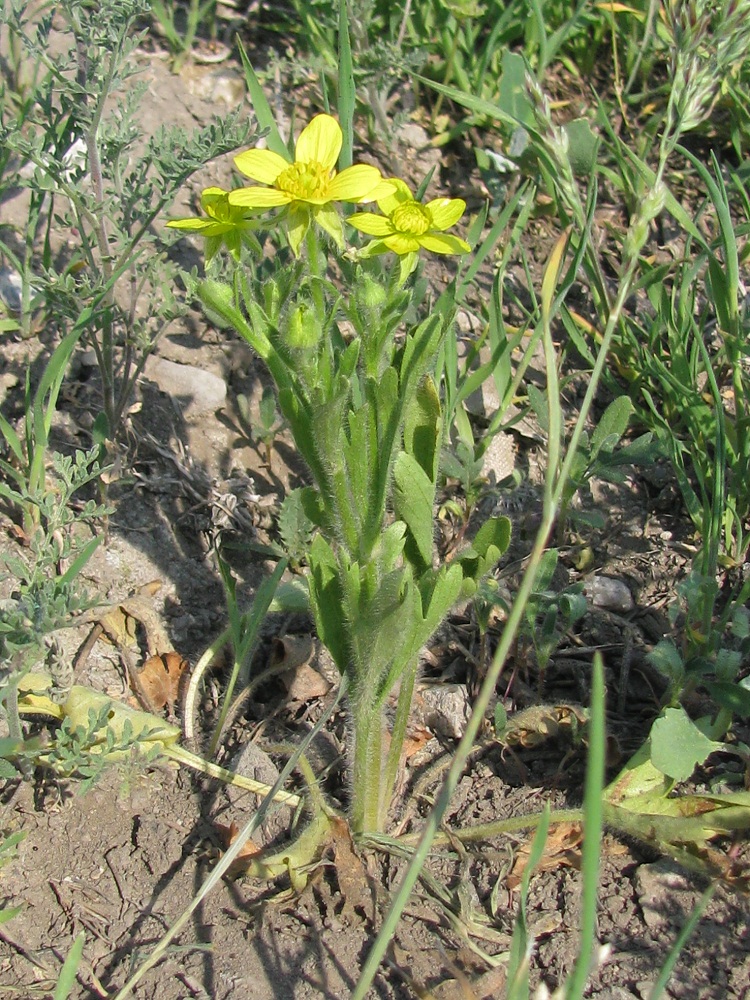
[357,239,391,258]
[313,203,344,249]
[229,187,292,208]
[377,178,413,214]
[328,164,383,201]
[353,177,398,204]
[398,251,419,286]
[234,148,290,183]
[383,232,421,254]
[347,212,394,236]
[200,186,229,209]
[286,203,310,256]
[418,233,471,254]
[295,114,342,172]
[426,197,466,230]
[166,217,217,231]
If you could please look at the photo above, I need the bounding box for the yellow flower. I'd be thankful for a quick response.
[348,178,471,283]
[229,114,386,256]
[166,187,261,261]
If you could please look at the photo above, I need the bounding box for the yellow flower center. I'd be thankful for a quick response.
[391,202,431,236]
[276,160,332,200]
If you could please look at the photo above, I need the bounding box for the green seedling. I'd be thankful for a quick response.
[149,0,217,71]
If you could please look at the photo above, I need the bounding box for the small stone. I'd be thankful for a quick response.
[587,575,634,613]
[227,743,292,847]
[0,266,22,313]
[143,356,226,420]
[482,431,516,483]
[634,860,694,931]
[419,683,472,740]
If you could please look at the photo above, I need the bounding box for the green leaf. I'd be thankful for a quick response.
[393,452,435,573]
[527,383,548,434]
[647,640,686,686]
[337,0,355,169]
[456,516,511,595]
[704,681,750,718]
[403,375,442,482]
[497,50,535,127]
[277,489,316,564]
[650,707,724,782]
[0,905,22,926]
[590,395,633,458]
[473,515,512,561]
[307,534,349,675]
[564,118,599,176]
[420,563,463,638]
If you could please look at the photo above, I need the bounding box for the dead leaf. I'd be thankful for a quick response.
[506,821,583,890]
[401,723,433,762]
[330,816,375,923]
[215,820,263,877]
[271,636,331,702]
[137,652,189,710]
[499,703,589,749]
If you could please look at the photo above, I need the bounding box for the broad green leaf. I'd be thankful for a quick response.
[650,707,724,782]
[393,451,435,573]
[590,395,633,457]
[373,521,407,575]
[604,739,672,809]
[457,516,512,595]
[647,639,686,686]
[473,515,512,560]
[403,375,442,482]
[564,118,599,176]
[704,681,750,718]
[308,534,349,674]
[497,50,535,127]
[420,563,463,637]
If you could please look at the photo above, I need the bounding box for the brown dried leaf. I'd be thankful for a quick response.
[331,816,375,923]
[137,652,189,710]
[506,821,583,890]
[215,820,263,877]
[271,636,331,703]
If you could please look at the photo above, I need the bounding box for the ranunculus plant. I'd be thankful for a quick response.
[169,114,509,837]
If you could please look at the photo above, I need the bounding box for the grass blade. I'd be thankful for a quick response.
[337,0,355,169]
[54,931,85,1000]
[564,653,606,998]
[236,40,290,159]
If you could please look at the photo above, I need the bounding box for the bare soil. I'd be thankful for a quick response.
[1,42,749,1000]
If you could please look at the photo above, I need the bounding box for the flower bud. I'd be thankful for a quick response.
[284,301,322,350]
[355,275,387,313]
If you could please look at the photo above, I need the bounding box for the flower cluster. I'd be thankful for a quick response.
[167,114,470,277]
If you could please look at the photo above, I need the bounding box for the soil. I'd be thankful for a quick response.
[1,30,750,1000]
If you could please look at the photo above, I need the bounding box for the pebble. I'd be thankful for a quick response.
[419,682,472,740]
[0,266,22,313]
[633,860,695,931]
[143,355,227,420]
[587,575,634,613]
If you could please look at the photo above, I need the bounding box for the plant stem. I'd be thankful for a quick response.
[381,657,419,829]
[350,696,383,835]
